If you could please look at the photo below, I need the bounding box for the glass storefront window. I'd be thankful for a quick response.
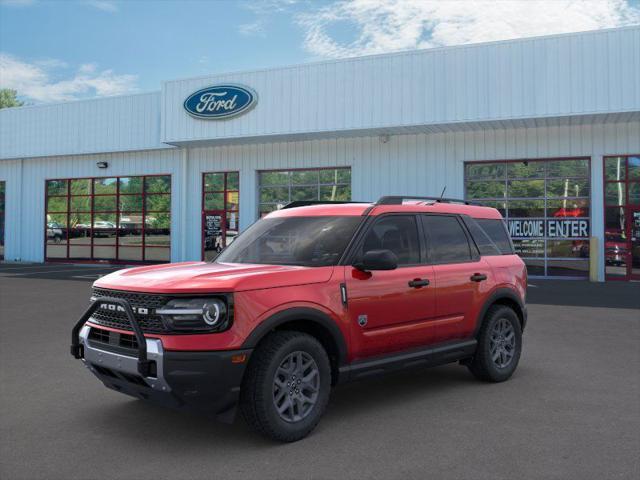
[629,156,640,180]
[507,200,545,218]
[605,183,625,206]
[546,179,590,198]
[507,161,545,179]
[604,157,626,181]
[465,158,591,277]
[466,181,505,199]
[258,167,351,216]
[45,175,171,263]
[629,183,640,204]
[464,163,506,180]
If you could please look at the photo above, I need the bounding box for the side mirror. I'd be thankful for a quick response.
[354,249,398,271]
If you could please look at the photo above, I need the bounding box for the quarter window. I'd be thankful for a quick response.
[422,216,472,263]
[476,219,514,254]
[358,216,420,266]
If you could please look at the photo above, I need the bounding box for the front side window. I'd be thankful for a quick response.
[357,216,420,266]
[217,216,361,266]
[258,168,351,217]
[422,215,472,263]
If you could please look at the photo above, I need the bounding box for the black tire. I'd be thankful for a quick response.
[467,305,522,382]
[240,331,331,442]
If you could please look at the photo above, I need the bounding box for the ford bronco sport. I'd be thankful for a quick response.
[71,196,527,442]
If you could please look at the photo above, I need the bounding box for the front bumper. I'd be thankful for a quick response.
[72,297,251,423]
[78,326,251,422]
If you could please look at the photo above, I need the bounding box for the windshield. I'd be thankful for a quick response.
[216,216,362,266]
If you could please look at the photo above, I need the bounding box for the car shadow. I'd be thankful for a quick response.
[75,364,487,448]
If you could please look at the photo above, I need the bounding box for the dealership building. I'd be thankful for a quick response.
[1,26,639,281]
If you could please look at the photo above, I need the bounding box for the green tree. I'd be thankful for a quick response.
[0,89,24,109]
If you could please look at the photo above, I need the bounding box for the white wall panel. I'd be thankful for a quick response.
[0,159,22,261]
[163,27,640,145]
[0,92,168,160]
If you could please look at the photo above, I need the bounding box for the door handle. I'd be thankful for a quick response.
[408,278,430,288]
[470,273,488,282]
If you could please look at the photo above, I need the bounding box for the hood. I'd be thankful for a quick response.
[93,261,335,294]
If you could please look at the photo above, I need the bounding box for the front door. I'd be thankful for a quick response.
[202,171,240,261]
[345,215,436,359]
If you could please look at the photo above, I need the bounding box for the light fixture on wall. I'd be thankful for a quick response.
[96,161,108,169]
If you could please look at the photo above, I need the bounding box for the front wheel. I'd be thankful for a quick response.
[240,331,331,442]
[467,305,522,382]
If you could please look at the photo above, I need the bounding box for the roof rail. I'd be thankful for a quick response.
[281,200,367,209]
[376,196,476,205]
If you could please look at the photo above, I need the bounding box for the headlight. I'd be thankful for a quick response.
[156,297,230,332]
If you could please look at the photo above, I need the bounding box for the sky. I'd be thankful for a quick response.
[1,0,639,104]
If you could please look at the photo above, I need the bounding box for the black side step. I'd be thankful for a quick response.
[338,339,477,383]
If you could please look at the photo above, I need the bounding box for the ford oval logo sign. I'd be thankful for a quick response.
[183,84,257,120]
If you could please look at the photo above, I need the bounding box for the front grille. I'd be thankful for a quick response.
[90,287,169,333]
[88,327,140,350]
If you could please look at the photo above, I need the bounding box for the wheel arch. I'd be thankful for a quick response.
[474,288,527,336]
[242,307,348,385]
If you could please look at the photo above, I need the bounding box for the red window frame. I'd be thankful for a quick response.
[44,174,171,264]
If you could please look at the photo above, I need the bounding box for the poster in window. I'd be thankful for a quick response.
[204,214,223,261]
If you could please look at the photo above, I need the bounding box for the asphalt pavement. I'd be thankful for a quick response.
[0,264,638,480]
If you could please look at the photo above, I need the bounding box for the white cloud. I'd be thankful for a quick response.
[83,0,118,13]
[242,0,299,15]
[238,19,266,36]
[297,0,640,58]
[0,53,138,103]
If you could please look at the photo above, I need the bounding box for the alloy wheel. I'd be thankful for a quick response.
[273,351,320,423]
[489,318,516,368]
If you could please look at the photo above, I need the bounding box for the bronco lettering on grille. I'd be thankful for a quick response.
[91,298,150,315]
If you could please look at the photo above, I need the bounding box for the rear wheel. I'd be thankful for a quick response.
[240,331,331,442]
[467,305,522,382]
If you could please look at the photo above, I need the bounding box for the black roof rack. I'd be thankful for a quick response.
[376,196,476,205]
[281,200,367,209]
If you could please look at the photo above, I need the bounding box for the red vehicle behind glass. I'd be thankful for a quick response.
[71,196,527,442]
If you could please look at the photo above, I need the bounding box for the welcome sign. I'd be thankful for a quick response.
[184,84,257,119]
[508,219,589,238]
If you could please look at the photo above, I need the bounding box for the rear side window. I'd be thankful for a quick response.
[422,215,472,263]
[462,217,502,256]
[476,219,514,254]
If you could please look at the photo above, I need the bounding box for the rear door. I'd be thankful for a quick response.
[421,214,492,343]
[345,214,436,359]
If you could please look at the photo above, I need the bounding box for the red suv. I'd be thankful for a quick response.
[71,196,527,442]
